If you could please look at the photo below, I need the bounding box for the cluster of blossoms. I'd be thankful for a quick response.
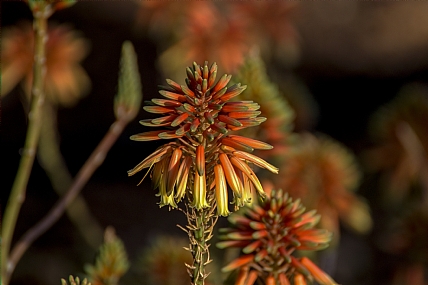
[217,189,337,285]
[128,61,278,216]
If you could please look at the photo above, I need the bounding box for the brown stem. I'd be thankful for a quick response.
[7,115,131,281]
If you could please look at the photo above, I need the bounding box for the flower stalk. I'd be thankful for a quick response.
[1,5,51,285]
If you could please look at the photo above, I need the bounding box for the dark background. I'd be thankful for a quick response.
[2,1,428,285]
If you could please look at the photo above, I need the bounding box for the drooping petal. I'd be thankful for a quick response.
[219,153,242,197]
[229,156,265,197]
[127,145,172,176]
[175,156,192,202]
[193,171,209,209]
[233,151,279,174]
[166,147,182,196]
[214,164,230,216]
[300,257,337,285]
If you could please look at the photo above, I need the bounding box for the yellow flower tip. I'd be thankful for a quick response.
[214,164,230,216]
[193,172,209,209]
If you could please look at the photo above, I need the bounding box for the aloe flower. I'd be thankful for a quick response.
[218,189,337,285]
[128,61,277,216]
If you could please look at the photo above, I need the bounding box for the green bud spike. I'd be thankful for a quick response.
[114,41,143,121]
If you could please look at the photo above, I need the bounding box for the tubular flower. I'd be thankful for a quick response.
[128,62,278,215]
[217,189,337,285]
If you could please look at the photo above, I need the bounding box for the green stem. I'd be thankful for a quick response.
[38,102,104,248]
[1,8,50,285]
[189,207,217,285]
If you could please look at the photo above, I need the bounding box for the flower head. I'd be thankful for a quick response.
[1,22,90,106]
[217,189,337,285]
[274,133,371,239]
[128,62,278,215]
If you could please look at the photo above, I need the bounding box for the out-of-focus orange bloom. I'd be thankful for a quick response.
[364,84,428,205]
[158,2,251,76]
[218,189,337,285]
[274,133,372,241]
[1,22,90,107]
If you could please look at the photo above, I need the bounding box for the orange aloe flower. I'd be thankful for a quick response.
[128,62,278,216]
[217,189,337,285]
[273,133,372,242]
[1,22,90,107]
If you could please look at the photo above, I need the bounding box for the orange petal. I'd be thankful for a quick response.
[171,113,189,127]
[211,123,228,134]
[222,255,254,273]
[235,267,249,285]
[196,145,205,176]
[233,151,279,174]
[175,123,191,136]
[300,257,337,285]
[159,90,186,102]
[175,156,192,201]
[204,111,215,124]
[294,274,307,285]
[219,153,242,197]
[222,138,254,153]
[228,111,261,119]
[279,273,291,285]
[190,118,200,132]
[247,270,259,285]
[158,131,184,140]
[127,145,171,176]
[166,78,183,92]
[266,275,276,285]
[229,156,265,197]
[220,84,247,102]
[130,130,166,141]
[180,84,196,97]
[214,164,230,216]
[218,115,243,127]
[143,106,176,114]
[229,135,273,150]
[166,148,182,196]
[213,74,232,93]
[211,86,228,100]
[152,98,182,107]
[151,114,178,125]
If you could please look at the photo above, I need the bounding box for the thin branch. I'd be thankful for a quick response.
[7,114,132,281]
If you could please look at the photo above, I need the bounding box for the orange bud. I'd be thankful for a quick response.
[196,145,205,176]
[222,255,254,273]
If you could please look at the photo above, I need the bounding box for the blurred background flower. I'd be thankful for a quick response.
[1,21,90,107]
[272,133,372,242]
